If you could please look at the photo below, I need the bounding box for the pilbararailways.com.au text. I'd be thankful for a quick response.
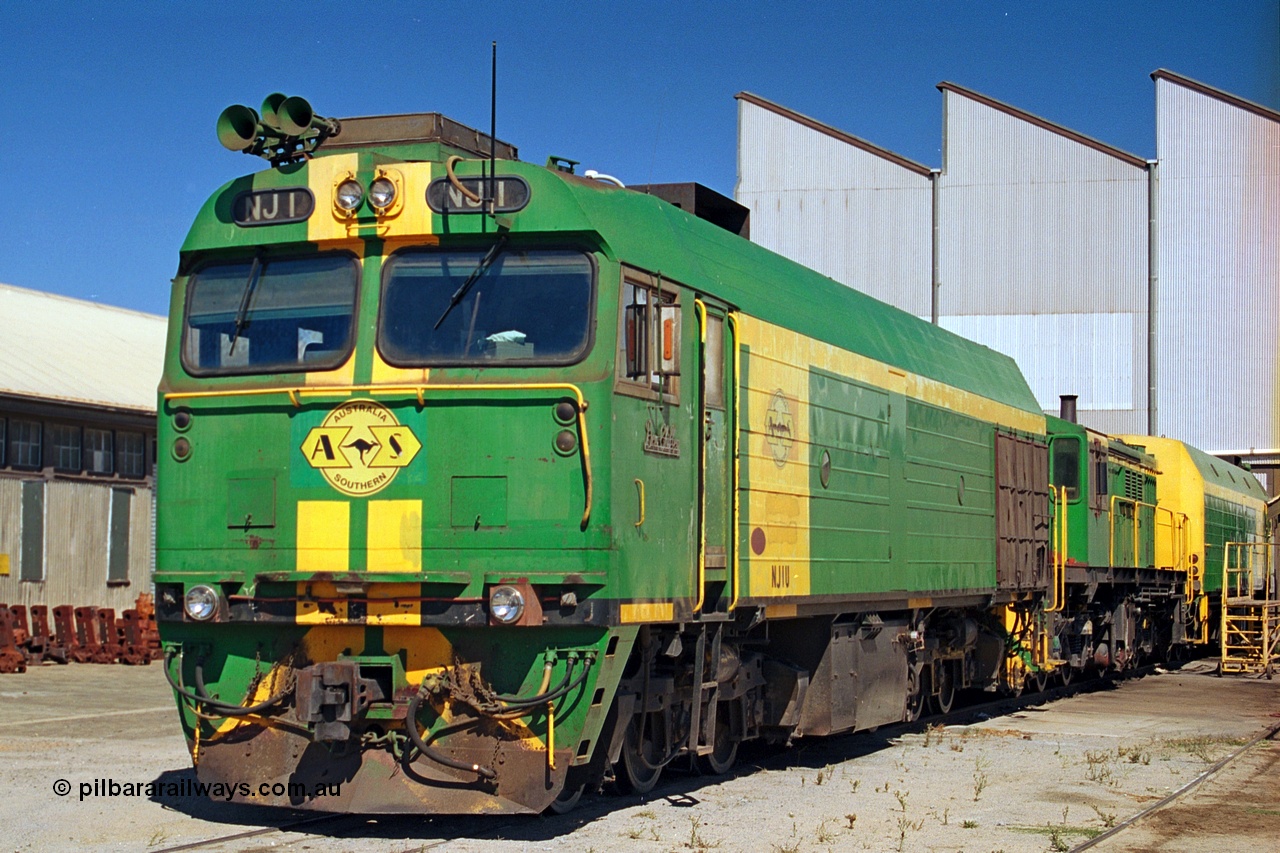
[53,777,341,802]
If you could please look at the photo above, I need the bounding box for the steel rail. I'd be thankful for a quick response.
[1072,719,1280,851]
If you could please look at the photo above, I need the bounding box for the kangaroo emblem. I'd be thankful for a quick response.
[343,437,379,465]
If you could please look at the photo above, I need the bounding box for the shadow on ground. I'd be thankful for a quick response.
[145,673,1141,847]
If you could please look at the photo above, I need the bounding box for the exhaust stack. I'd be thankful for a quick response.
[1059,395,1078,423]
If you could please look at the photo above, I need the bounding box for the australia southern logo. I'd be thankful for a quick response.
[764,390,795,467]
[301,400,422,496]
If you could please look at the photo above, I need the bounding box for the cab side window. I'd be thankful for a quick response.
[1051,438,1081,501]
[616,268,680,403]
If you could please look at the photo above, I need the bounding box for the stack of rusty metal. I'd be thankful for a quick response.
[0,594,161,673]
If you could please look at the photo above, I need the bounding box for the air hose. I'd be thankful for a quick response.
[162,649,289,717]
[404,692,497,781]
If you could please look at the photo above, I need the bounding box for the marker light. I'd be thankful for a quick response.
[335,179,364,212]
[369,176,397,211]
[489,585,526,625]
[184,585,220,621]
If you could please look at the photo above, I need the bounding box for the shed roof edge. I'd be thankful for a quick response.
[1151,68,1280,123]
[735,91,935,177]
[936,81,1148,168]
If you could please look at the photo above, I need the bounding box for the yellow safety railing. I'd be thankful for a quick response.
[1219,540,1278,674]
[1047,486,1067,613]
[1108,496,1186,576]
[164,382,593,528]
[692,299,707,614]
[727,312,740,613]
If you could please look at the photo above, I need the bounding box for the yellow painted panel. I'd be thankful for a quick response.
[1117,436,1205,570]
[306,153,362,244]
[305,352,357,387]
[620,602,674,623]
[375,162,434,239]
[371,351,428,385]
[766,604,797,619]
[738,317,811,598]
[383,626,453,686]
[299,622,365,658]
[296,500,349,574]
[0,554,8,575]
[366,583,423,626]
[296,581,350,625]
[736,314,1045,435]
[368,500,423,573]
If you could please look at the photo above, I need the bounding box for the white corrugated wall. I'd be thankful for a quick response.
[736,97,934,316]
[937,89,1150,434]
[0,477,153,614]
[1155,78,1280,454]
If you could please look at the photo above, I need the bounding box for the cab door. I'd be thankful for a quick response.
[696,298,735,615]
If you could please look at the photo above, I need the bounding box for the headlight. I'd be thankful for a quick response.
[369,176,397,211]
[335,179,364,212]
[184,585,220,621]
[489,585,525,624]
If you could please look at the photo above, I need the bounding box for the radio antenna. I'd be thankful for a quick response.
[489,40,497,217]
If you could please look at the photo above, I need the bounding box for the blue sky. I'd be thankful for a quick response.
[1,2,1275,316]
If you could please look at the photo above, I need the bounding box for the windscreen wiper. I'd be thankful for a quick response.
[432,234,508,331]
[228,255,264,356]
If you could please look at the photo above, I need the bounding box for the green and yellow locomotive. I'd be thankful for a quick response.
[155,97,1268,814]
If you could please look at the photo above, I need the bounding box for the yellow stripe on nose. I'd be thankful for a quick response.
[296,500,350,573]
[368,499,423,573]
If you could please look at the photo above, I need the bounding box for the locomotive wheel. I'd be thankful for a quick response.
[928,662,956,715]
[1006,670,1025,698]
[618,710,666,794]
[698,703,738,775]
[1031,670,1048,693]
[547,783,584,814]
[905,663,928,722]
[1058,665,1074,686]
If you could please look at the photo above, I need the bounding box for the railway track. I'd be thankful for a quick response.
[1072,718,1280,851]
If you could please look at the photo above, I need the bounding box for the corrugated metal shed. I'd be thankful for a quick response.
[0,479,153,612]
[0,282,167,412]
[735,92,934,316]
[731,72,1278,482]
[1153,70,1280,456]
[936,83,1150,435]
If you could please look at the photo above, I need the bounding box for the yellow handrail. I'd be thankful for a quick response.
[727,312,740,613]
[633,478,645,528]
[165,382,593,528]
[1108,495,1181,570]
[1047,486,1066,613]
[692,299,707,614]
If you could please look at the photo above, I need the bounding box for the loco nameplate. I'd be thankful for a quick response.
[426,176,530,214]
[232,188,315,227]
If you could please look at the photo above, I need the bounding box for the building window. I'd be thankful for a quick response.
[8,419,42,468]
[108,488,131,583]
[20,480,44,581]
[85,428,114,474]
[0,418,5,466]
[116,431,146,478]
[48,423,82,472]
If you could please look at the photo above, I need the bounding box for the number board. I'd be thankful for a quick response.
[233,188,315,227]
[426,176,530,214]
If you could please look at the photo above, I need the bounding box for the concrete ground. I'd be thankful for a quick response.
[1,660,1277,852]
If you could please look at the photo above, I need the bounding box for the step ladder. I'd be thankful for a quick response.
[1220,541,1280,677]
